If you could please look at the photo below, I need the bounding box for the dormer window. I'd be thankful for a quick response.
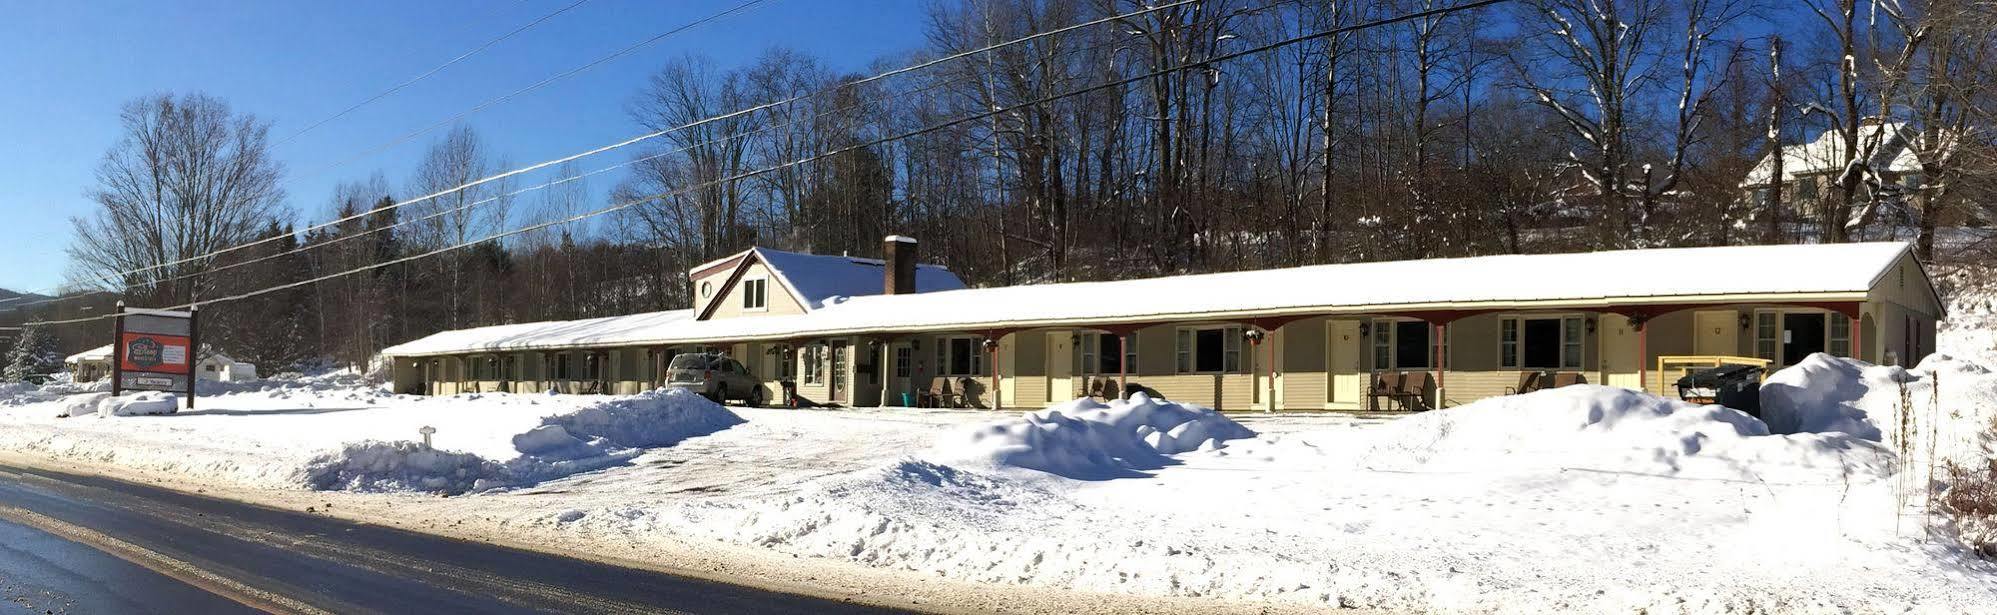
[743,278,768,310]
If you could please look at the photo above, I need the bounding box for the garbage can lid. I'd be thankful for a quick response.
[1675,363,1764,387]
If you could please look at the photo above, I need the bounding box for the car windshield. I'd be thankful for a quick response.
[668,354,714,370]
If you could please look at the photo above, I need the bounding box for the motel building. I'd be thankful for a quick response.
[382,237,1943,412]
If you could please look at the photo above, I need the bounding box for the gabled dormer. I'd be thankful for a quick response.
[688,236,967,321]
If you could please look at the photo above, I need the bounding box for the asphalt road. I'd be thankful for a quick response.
[0,463,906,615]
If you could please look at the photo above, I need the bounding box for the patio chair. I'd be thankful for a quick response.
[1367,372,1403,412]
[1396,372,1435,412]
[1505,371,1543,395]
[1547,372,1587,389]
[933,378,963,408]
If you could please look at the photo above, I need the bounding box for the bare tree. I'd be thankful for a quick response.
[68,93,288,306]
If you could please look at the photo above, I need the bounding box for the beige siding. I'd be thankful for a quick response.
[705,261,808,319]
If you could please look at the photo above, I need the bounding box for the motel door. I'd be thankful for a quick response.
[1046,332,1071,403]
[1693,311,1737,356]
[829,341,849,403]
[1327,320,1362,407]
[1599,314,1642,391]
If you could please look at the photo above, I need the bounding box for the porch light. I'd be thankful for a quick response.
[1243,328,1265,343]
[981,338,999,351]
[1739,314,1751,330]
[1358,322,1371,337]
[1585,317,1597,334]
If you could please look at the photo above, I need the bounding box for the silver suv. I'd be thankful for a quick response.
[665,353,767,406]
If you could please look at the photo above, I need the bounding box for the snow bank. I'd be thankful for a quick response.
[1759,353,1890,440]
[54,392,179,418]
[928,393,1253,478]
[1762,352,1997,470]
[1363,385,1892,481]
[302,440,499,493]
[299,388,742,494]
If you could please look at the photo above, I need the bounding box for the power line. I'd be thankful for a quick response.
[117,2,1280,292]
[296,0,775,178]
[39,0,1199,305]
[15,0,1511,328]
[274,0,593,148]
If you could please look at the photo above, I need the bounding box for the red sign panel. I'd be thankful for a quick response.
[119,332,192,375]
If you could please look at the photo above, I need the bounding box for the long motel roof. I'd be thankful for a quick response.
[381,242,1933,358]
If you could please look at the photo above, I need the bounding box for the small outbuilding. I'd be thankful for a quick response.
[66,345,258,383]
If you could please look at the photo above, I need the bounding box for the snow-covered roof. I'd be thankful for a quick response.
[753,248,966,310]
[66,344,111,364]
[66,344,245,366]
[1741,122,1922,187]
[383,242,1923,357]
[383,310,697,357]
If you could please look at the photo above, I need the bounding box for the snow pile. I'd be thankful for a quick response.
[928,393,1254,478]
[54,392,179,418]
[302,440,499,493]
[1760,353,1891,440]
[1363,384,1892,481]
[299,388,742,494]
[541,387,746,449]
[1763,352,1997,470]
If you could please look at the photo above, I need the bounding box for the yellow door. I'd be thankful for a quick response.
[1600,314,1642,391]
[1693,311,1738,356]
[1328,320,1363,407]
[1046,331,1072,403]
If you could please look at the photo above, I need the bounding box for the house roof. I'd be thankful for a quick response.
[1741,122,1922,187]
[696,247,966,314]
[65,344,237,365]
[382,242,1927,357]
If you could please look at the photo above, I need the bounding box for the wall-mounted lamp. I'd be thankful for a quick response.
[1585,317,1597,334]
[1738,314,1752,330]
[1358,322,1371,337]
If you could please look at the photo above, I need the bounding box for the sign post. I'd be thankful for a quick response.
[111,305,199,411]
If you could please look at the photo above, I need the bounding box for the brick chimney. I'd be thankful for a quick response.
[883,235,918,295]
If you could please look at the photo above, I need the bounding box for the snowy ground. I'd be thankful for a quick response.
[2,365,1995,613]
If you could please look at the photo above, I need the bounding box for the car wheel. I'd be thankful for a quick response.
[710,384,727,404]
[748,386,766,408]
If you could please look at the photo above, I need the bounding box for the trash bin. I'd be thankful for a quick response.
[1674,364,1763,416]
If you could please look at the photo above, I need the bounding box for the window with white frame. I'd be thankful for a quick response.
[935,336,985,376]
[742,278,768,310]
[1754,312,1779,361]
[775,347,796,380]
[801,345,825,385]
[1497,316,1585,370]
[1176,326,1243,373]
[1829,312,1852,357]
[1077,332,1136,375]
[1370,319,1433,370]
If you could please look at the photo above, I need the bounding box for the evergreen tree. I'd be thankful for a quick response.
[4,323,61,382]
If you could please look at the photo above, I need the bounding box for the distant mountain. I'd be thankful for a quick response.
[0,288,51,303]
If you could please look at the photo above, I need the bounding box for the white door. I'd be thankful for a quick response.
[1600,314,1642,391]
[1693,311,1737,356]
[1328,320,1363,407]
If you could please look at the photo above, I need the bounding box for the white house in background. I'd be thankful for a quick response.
[65,345,258,383]
[1739,120,1924,219]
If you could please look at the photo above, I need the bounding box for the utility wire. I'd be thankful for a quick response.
[35,0,1199,304]
[296,0,774,178]
[274,0,593,147]
[118,0,1298,294]
[3,0,1514,328]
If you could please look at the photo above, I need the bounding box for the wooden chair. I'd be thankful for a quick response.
[1367,372,1403,412]
[1547,372,1587,389]
[933,378,962,408]
[1505,371,1543,395]
[1397,372,1435,412]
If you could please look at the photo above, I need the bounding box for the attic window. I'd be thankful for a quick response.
[743,279,768,310]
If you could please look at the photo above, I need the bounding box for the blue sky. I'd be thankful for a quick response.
[0,0,929,293]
